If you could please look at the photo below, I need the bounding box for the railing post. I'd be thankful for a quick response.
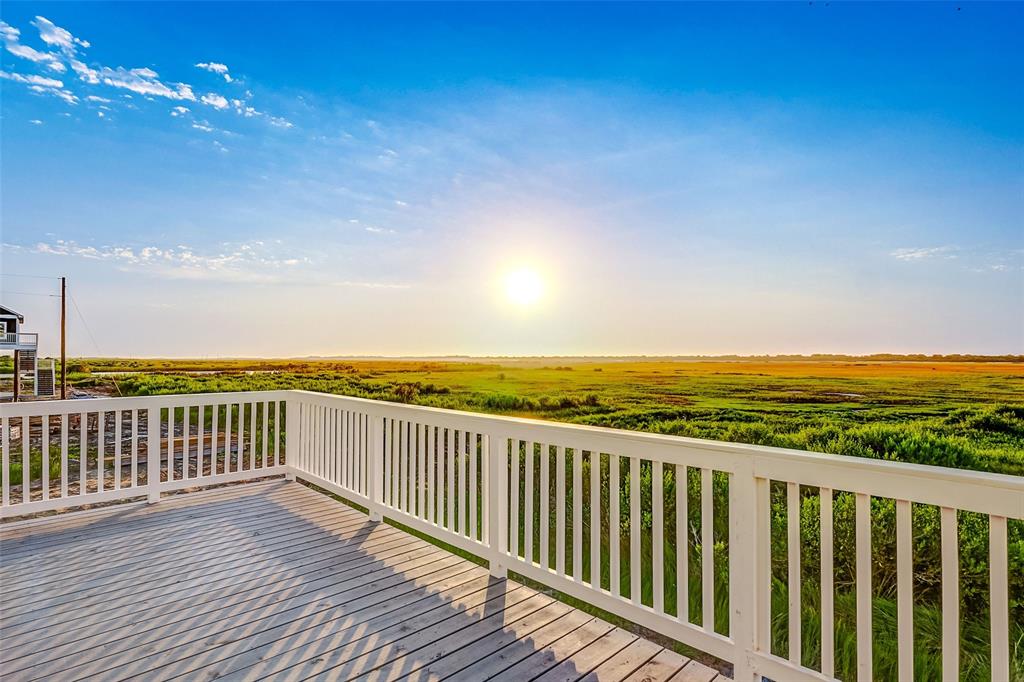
[146,407,160,503]
[487,431,507,578]
[284,398,297,481]
[367,414,384,522]
[729,458,760,682]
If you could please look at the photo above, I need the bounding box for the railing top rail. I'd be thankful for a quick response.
[1,388,1020,512]
[288,389,1023,492]
[0,389,294,417]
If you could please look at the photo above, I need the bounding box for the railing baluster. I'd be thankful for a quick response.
[182,405,190,480]
[113,410,122,490]
[574,446,584,583]
[446,428,454,528]
[197,404,205,475]
[821,487,834,678]
[787,481,801,664]
[463,432,470,536]
[2,416,9,507]
[481,431,489,545]
[23,416,30,502]
[210,405,218,476]
[652,460,663,610]
[629,455,640,601]
[676,464,687,622]
[941,506,959,681]
[260,402,267,470]
[428,425,436,524]
[41,415,50,501]
[896,498,913,680]
[556,444,566,577]
[509,436,519,559]
[701,467,713,629]
[611,453,620,598]
[79,411,86,495]
[591,450,602,591]
[856,492,872,682]
[540,442,550,570]
[469,432,478,540]
[419,424,427,520]
[97,411,104,491]
[273,401,280,467]
[61,414,69,497]
[524,440,534,562]
[990,514,1009,681]
[247,402,254,471]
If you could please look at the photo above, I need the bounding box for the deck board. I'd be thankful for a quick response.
[1,480,729,682]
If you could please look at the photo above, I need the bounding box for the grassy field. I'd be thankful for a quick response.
[72,357,1024,475]
[57,357,1024,679]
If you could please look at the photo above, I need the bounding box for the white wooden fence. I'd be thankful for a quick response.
[2,390,1021,681]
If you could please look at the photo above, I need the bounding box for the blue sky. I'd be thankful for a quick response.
[1,2,1021,357]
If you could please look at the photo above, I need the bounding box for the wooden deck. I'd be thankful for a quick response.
[0,480,727,682]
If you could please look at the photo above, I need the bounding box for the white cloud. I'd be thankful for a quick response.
[32,16,89,54]
[200,92,229,109]
[195,61,232,82]
[267,115,293,129]
[100,66,195,100]
[69,59,100,84]
[890,246,958,261]
[27,85,79,105]
[29,239,312,283]
[86,95,111,103]
[191,121,214,132]
[29,119,42,125]
[0,21,19,43]
[4,40,60,65]
[170,105,189,117]
[364,226,397,235]
[0,70,63,88]
[213,140,229,153]
[1,18,65,71]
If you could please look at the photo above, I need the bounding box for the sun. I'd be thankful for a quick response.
[503,267,545,307]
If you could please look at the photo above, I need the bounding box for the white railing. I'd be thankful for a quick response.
[0,332,38,348]
[0,391,289,516]
[2,390,1021,682]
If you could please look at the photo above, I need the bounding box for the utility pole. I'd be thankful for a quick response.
[60,276,67,400]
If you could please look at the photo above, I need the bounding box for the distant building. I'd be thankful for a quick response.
[0,304,54,400]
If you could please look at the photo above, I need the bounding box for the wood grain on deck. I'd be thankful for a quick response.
[0,480,727,682]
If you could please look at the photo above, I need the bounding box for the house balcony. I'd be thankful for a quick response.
[0,332,37,351]
[0,391,1020,681]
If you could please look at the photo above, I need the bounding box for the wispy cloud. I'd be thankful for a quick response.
[12,238,412,289]
[1,15,289,129]
[890,246,958,261]
[32,16,89,54]
[195,61,232,83]
[1,70,63,88]
[25,239,313,283]
[99,66,195,100]
[201,92,229,109]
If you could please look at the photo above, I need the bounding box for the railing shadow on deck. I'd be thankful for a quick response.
[0,481,596,682]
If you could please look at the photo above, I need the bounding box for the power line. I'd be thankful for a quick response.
[1,291,61,297]
[68,290,122,396]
